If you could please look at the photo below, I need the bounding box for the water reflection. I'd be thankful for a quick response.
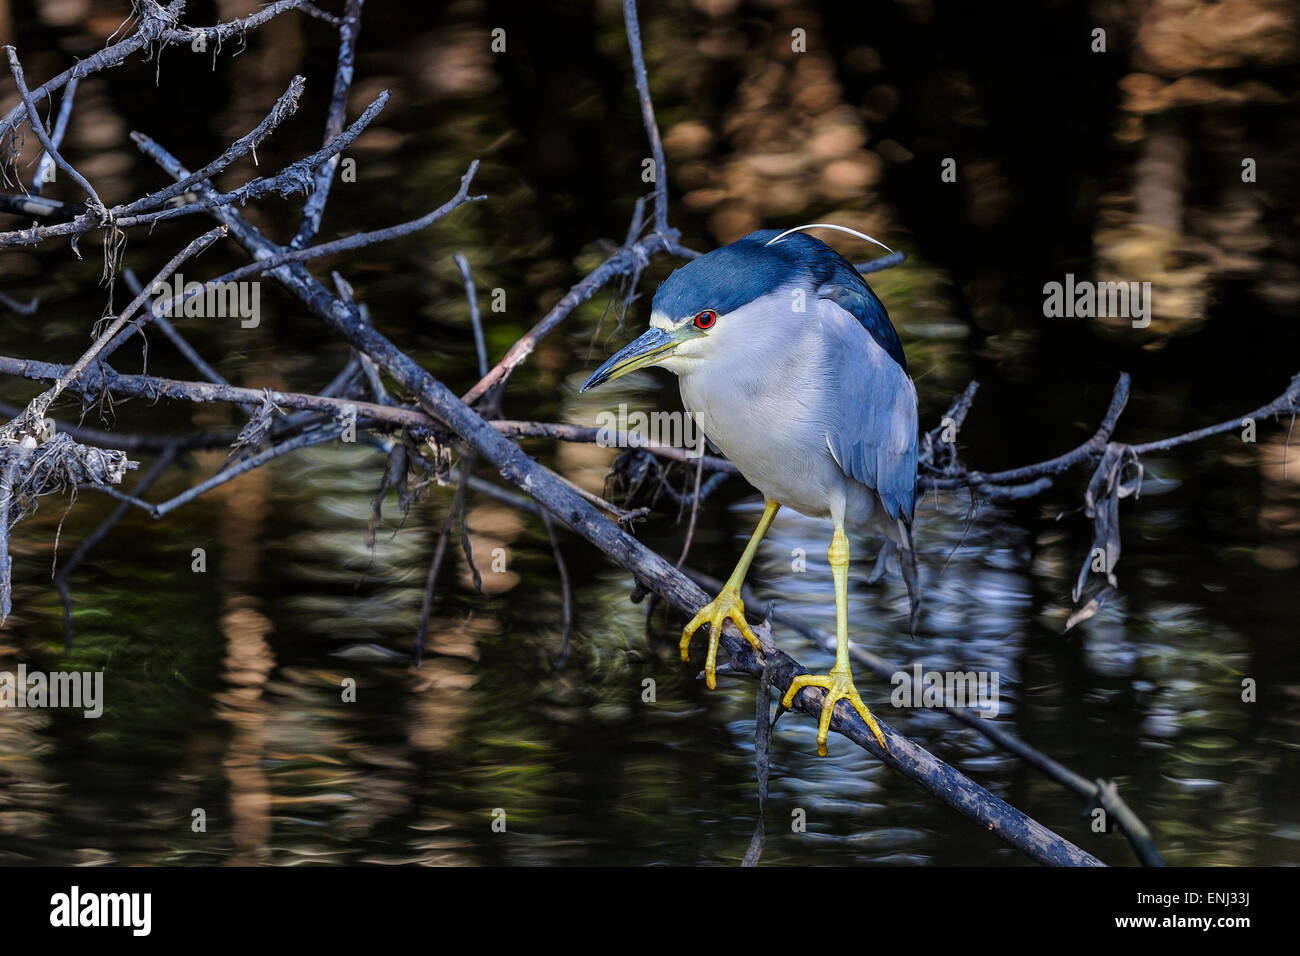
[0,0,1297,866]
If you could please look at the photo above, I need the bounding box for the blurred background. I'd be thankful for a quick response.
[0,0,1297,865]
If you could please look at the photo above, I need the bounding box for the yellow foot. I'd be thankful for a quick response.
[680,585,764,690]
[781,666,888,756]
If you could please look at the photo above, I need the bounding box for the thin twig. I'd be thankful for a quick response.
[0,0,310,143]
[31,75,78,195]
[622,0,670,233]
[0,92,391,247]
[119,75,307,216]
[461,227,681,405]
[293,0,364,248]
[674,448,706,568]
[415,459,473,665]
[0,292,39,314]
[740,658,773,867]
[455,253,488,378]
[541,510,574,669]
[4,46,105,215]
[120,269,233,391]
[135,157,484,285]
[2,226,227,436]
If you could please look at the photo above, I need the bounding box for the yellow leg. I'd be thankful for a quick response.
[781,523,889,756]
[681,499,780,689]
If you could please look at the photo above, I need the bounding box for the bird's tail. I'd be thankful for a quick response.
[897,516,921,636]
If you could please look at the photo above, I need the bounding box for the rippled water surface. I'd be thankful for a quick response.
[1,0,1297,866]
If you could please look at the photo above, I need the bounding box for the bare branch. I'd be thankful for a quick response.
[455,253,488,378]
[4,46,105,215]
[292,0,365,248]
[461,229,682,405]
[622,0,671,233]
[120,75,308,216]
[0,0,309,144]
[31,75,78,195]
[2,225,227,437]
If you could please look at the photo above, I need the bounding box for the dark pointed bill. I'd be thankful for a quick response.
[580,326,679,392]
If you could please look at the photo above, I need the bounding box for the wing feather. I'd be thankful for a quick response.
[820,297,918,522]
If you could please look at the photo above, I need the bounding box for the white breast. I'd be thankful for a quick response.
[675,293,879,527]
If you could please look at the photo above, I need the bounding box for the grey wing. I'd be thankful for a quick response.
[822,307,918,523]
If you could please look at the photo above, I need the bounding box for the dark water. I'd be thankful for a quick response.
[0,0,1297,866]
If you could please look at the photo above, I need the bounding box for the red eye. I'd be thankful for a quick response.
[693,309,717,330]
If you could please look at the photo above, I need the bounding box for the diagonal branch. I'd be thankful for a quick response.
[119,75,307,216]
[1,226,227,438]
[4,46,104,216]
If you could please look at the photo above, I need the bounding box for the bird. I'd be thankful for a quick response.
[581,224,918,756]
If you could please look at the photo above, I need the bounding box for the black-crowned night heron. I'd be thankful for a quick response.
[582,225,918,756]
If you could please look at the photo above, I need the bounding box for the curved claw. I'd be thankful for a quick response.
[680,586,764,690]
[781,666,888,756]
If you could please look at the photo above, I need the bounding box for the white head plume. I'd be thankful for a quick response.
[764,222,893,254]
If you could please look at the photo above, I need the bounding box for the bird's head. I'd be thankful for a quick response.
[580,224,899,392]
